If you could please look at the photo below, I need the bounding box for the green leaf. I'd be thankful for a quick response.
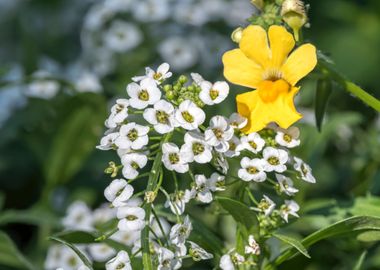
[49,236,93,270]
[315,79,332,131]
[0,231,37,270]
[272,216,380,266]
[216,196,259,237]
[353,251,367,270]
[357,231,380,242]
[0,208,60,227]
[272,233,310,259]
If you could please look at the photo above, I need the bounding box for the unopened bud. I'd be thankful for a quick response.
[231,27,243,43]
[145,191,157,203]
[281,0,307,41]
[178,75,188,84]
[163,84,172,92]
[251,0,264,10]
[104,161,119,177]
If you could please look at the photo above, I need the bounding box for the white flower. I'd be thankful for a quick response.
[133,63,172,84]
[143,100,176,134]
[276,174,299,196]
[105,99,129,129]
[293,157,316,183]
[104,179,134,207]
[121,153,148,179]
[220,252,245,270]
[74,72,102,93]
[236,132,265,154]
[259,195,276,216]
[190,73,205,85]
[112,230,141,247]
[157,247,182,270]
[62,201,93,231]
[215,153,229,174]
[170,216,192,245]
[238,157,267,182]
[127,78,161,109]
[45,245,63,269]
[164,191,192,215]
[228,113,247,129]
[262,147,288,173]
[158,37,198,71]
[208,172,226,191]
[192,174,216,203]
[149,216,171,239]
[88,243,116,262]
[199,80,229,105]
[181,131,212,163]
[225,136,241,157]
[205,116,234,153]
[59,246,88,270]
[104,20,142,52]
[133,0,170,22]
[104,0,133,12]
[162,143,191,173]
[175,100,205,130]
[93,204,116,226]
[280,200,300,223]
[275,127,300,148]
[106,250,132,270]
[245,235,260,255]
[114,122,149,150]
[26,71,60,99]
[117,206,145,231]
[96,132,118,150]
[188,241,213,261]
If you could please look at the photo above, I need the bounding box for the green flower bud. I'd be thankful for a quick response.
[281,0,307,41]
[178,75,188,84]
[231,27,243,43]
[163,84,172,92]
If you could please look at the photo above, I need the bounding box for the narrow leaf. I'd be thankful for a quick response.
[315,78,332,131]
[353,251,367,270]
[273,233,310,258]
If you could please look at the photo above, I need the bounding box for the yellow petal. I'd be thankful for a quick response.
[236,91,259,132]
[238,87,302,133]
[281,43,317,85]
[239,25,270,68]
[268,25,295,68]
[223,49,264,89]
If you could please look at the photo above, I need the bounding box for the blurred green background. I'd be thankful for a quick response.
[0,0,379,269]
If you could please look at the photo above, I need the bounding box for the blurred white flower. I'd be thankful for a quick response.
[143,100,176,134]
[117,206,145,231]
[25,71,60,99]
[127,78,161,109]
[276,174,299,196]
[174,0,210,26]
[112,230,141,246]
[170,216,192,245]
[74,71,102,93]
[164,191,192,215]
[262,147,288,173]
[88,243,116,262]
[188,241,213,261]
[293,157,316,183]
[225,136,241,157]
[157,247,182,270]
[181,131,212,164]
[105,250,132,270]
[238,157,267,182]
[104,20,142,52]
[60,245,89,270]
[220,252,245,270]
[205,116,234,153]
[62,201,93,231]
[208,172,225,191]
[275,127,300,148]
[228,113,247,129]
[121,153,148,179]
[104,179,134,207]
[162,143,191,173]
[105,99,129,129]
[84,4,114,30]
[280,200,300,223]
[259,195,276,216]
[133,0,170,22]
[104,0,134,12]
[96,132,119,150]
[133,63,172,84]
[225,0,256,26]
[93,204,116,226]
[236,132,265,153]
[175,100,205,130]
[150,216,171,239]
[245,235,260,255]
[114,122,149,150]
[199,80,229,105]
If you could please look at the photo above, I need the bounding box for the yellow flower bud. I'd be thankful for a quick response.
[251,0,264,10]
[231,27,243,43]
[281,0,307,41]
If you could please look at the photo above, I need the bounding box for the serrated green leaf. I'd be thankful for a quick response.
[315,79,332,131]
[0,231,37,270]
[272,233,310,258]
[49,236,93,269]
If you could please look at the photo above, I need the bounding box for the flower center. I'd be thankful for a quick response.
[248,141,257,149]
[68,256,77,266]
[212,128,223,140]
[247,166,258,174]
[169,153,180,164]
[192,142,205,155]
[181,111,194,123]
[153,72,162,80]
[116,263,125,269]
[127,128,138,141]
[268,156,280,165]
[301,163,308,175]
[156,110,169,124]
[229,141,237,151]
[131,161,139,169]
[138,89,150,101]
[209,89,219,100]
[258,79,290,103]
[126,215,138,221]
[116,104,125,113]
[283,134,292,143]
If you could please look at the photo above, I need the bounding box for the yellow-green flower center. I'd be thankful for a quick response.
[209,89,219,100]
[181,111,194,123]
[127,128,138,141]
[169,153,180,164]
[249,141,257,149]
[283,134,292,143]
[153,72,162,80]
[126,215,137,221]
[138,89,150,101]
[192,142,205,155]
[268,156,280,165]
[156,110,169,124]
[212,128,223,140]
[247,166,258,174]
[116,263,125,269]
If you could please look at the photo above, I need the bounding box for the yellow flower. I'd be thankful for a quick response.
[222,25,317,133]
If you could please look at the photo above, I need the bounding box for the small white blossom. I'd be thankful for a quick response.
[208,172,226,191]
[225,136,241,157]
[97,132,119,150]
[280,200,300,223]
[199,80,229,105]
[74,72,102,93]
[205,116,234,153]
[228,113,247,129]
[220,252,245,270]
[105,99,129,129]
[190,73,205,85]
[175,100,205,130]
[127,78,161,109]
[157,247,182,270]
[181,131,212,164]
[93,204,116,226]
[26,71,60,99]
[262,147,288,173]
[236,132,265,154]
[170,216,192,245]
[215,153,229,174]
[192,174,217,203]
[162,143,191,173]
[238,157,267,182]
[164,191,192,215]
[188,241,213,261]
[293,157,316,183]
[150,216,171,239]
[105,250,132,270]
[121,153,148,179]
[117,206,145,231]
[88,243,116,262]
[133,0,171,22]
[133,63,172,84]
[104,20,142,53]
[143,100,176,134]
[114,122,149,150]
[104,179,134,207]
[275,127,300,148]
[245,235,260,255]
[276,174,299,196]
[62,201,93,231]
[259,195,276,216]
[59,246,88,270]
